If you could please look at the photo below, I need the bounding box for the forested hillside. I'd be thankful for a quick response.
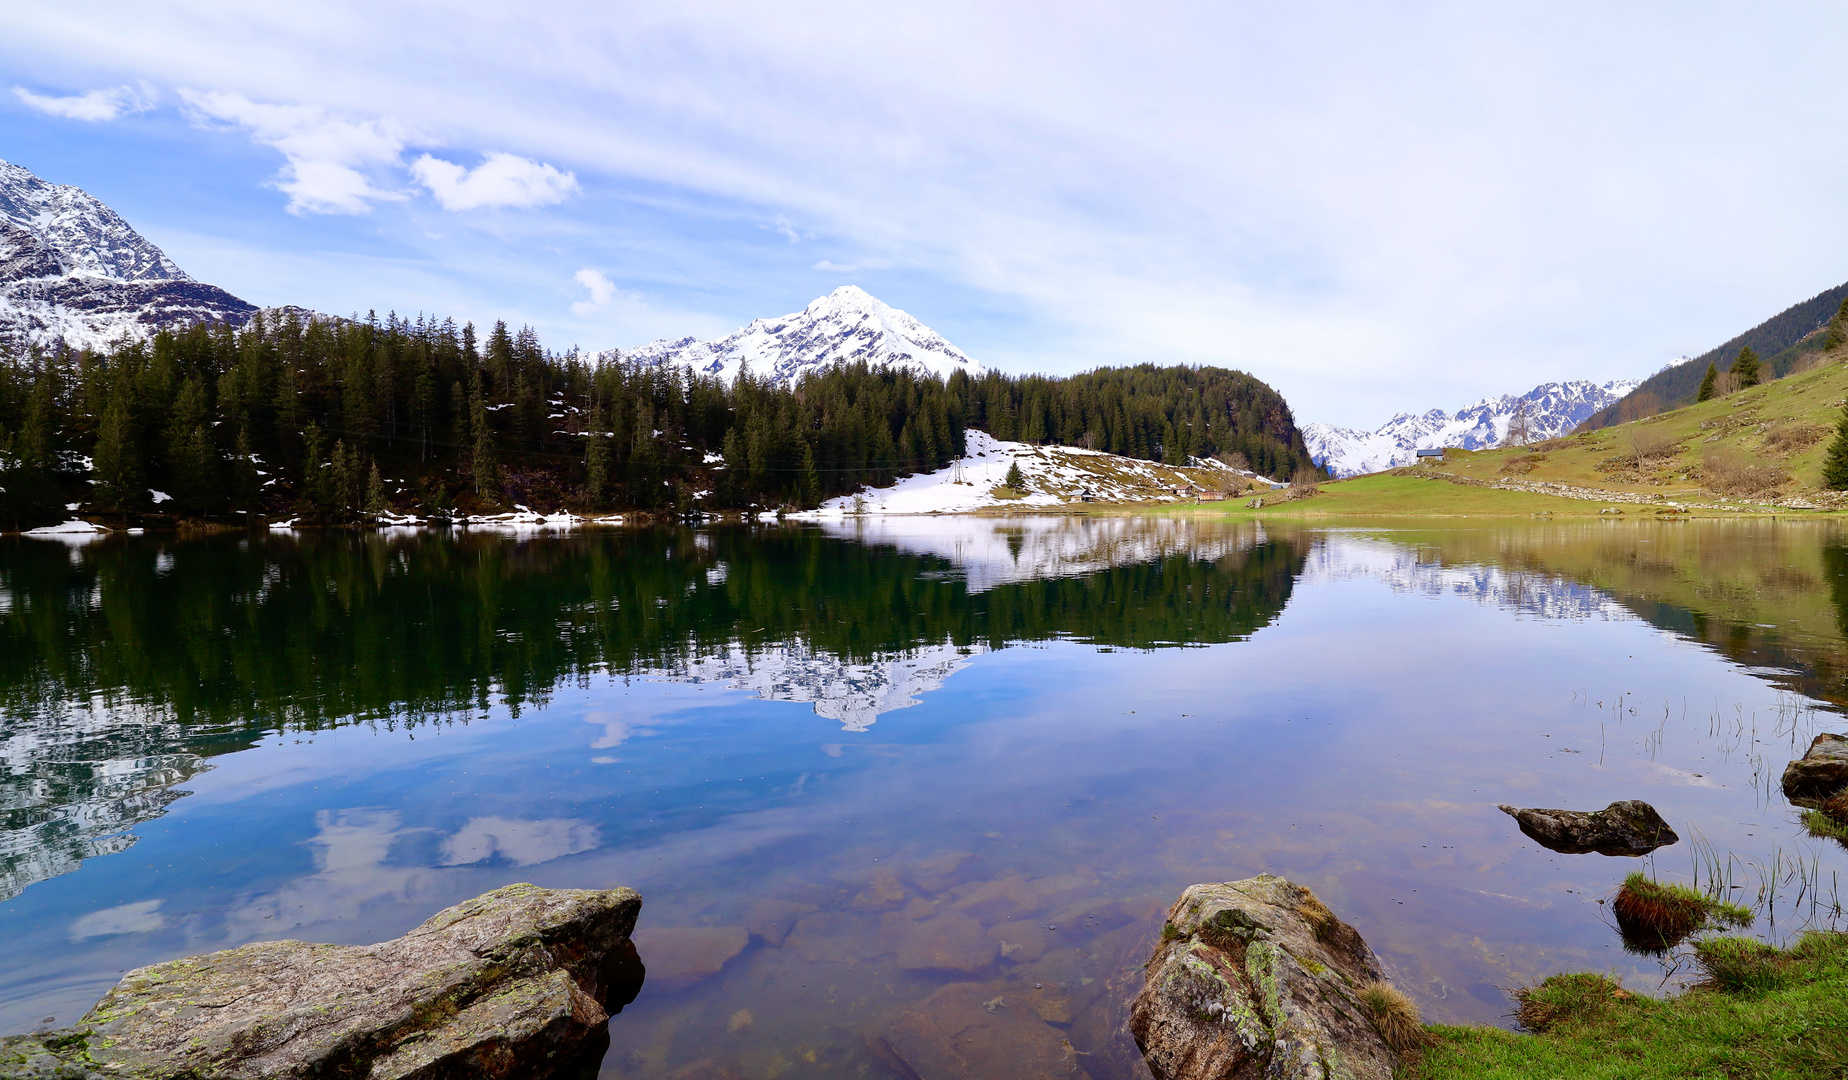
[1583,278,1848,429]
[0,311,1320,528]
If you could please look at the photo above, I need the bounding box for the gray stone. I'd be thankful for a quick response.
[1129,875,1396,1080]
[869,982,1090,1080]
[1,883,642,1080]
[1498,799,1679,856]
[1782,733,1848,808]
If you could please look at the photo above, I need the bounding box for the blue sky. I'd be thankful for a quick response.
[5,1,1848,428]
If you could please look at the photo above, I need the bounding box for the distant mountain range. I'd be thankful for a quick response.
[608,285,984,384]
[1303,379,1639,477]
[0,158,256,353]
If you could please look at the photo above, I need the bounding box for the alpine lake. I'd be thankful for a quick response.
[2,515,1845,1079]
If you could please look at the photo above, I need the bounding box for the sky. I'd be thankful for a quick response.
[5,2,1848,428]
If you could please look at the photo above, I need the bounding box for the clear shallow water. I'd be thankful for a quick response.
[1,517,1845,1078]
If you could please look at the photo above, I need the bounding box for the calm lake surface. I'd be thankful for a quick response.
[3,517,1845,1078]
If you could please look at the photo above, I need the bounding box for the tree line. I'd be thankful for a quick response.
[0,310,1320,528]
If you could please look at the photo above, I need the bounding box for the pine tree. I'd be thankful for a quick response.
[1003,459,1026,491]
[91,383,143,515]
[365,463,388,516]
[1732,346,1762,388]
[585,402,611,509]
[800,440,821,507]
[1824,405,1848,490]
[1827,296,1848,352]
[1697,362,1718,402]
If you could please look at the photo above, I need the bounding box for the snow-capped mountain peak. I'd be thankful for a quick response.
[614,285,984,384]
[0,158,255,353]
[0,159,190,283]
[1303,379,1640,477]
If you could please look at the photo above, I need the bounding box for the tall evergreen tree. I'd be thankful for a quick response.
[1824,404,1848,491]
[91,383,143,516]
[1697,362,1718,402]
[1732,346,1762,388]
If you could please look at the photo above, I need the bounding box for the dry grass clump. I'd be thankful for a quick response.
[1357,980,1432,1053]
[1699,448,1789,496]
[1612,873,1752,953]
[1761,419,1828,454]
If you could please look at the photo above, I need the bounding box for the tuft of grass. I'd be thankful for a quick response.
[1357,980,1432,1054]
[1612,872,1752,953]
[1420,931,1848,1080]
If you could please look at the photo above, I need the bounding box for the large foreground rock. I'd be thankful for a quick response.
[1498,799,1678,856]
[1129,875,1396,1080]
[0,883,643,1080]
[1782,733,1848,808]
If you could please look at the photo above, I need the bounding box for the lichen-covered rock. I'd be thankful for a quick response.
[1,883,643,1080]
[1128,875,1396,1080]
[1782,733,1848,808]
[1498,799,1679,856]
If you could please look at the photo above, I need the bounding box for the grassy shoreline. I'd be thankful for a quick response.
[1413,931,1848,1079]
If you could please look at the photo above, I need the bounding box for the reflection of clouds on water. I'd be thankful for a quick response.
[69,899,164,942]
[439,816,600,867]
[225,809,433,939]
[1304,536,1631,622]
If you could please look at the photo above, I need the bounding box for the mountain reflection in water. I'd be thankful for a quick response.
[0,517,1844,1080]
[0,519,1303,902]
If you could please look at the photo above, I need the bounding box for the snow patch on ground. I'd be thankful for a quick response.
[796,430,1264,517]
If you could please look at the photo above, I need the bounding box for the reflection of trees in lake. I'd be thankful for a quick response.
[0,524,1307,900]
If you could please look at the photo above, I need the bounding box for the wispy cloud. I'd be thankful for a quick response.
[571,267,623,316]
[178,89,406,215]
[812,258,890,273]
[410,152,578,211]
[13,85,150,122]
[70,899,164,941]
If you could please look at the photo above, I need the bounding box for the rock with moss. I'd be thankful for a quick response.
[1781,732,1848,808]
[1497,799,1678,856]
[1128,874,1398,1080]
[1,883,644,1080]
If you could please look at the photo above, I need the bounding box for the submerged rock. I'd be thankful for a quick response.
[869,982,1089,1080]
[1498,800,1678,856]
[0,883,642,1080]
[1781,733,1848,808]
[631,926,748,992]
[1129,875,1397,1080]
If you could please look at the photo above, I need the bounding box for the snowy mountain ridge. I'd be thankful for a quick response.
[1303,379,1640,477]
[608,286,984,384]
[0,158,255,353]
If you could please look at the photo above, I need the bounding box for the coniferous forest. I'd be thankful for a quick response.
[0,310,1322,528]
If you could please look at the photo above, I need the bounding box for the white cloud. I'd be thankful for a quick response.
[812,258,890,273]
[13,85,150,122]
[70,899,164,941]
[571,268,617,317]
[439,816,600,867]
[411,152,578,211]
[178,89,406,215]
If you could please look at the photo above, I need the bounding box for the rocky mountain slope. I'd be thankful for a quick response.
[0,158,255,353]
[1304,379,1638,477]
[612,285,984,384]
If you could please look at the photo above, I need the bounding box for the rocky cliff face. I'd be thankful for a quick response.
[0,159,256,353]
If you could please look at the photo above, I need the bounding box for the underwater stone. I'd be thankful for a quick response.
[1129,874,1399,1080]
[870,982,1089,1080]
[0,883,643,1080]
[1781,733,1848,808]
[1498,799,1679,856]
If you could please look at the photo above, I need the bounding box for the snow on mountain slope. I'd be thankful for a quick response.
[613,286,983,384]
[1303,379,1639,477]
[0,159,255,353]
[798,429,1265,516]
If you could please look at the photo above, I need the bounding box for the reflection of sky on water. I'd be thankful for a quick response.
[0,523,1843,1077]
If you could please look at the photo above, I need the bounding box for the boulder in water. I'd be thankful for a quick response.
[1781,733,1848,808]
[0,883,642,1080]
[1129,875,1399,1080]
[1498,799,1678,856]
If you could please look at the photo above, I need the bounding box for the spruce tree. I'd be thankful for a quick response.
[1828,296,1848,351]
[800,440,821,507]
[91,385,143,515]
[1697,362,1718,402]
[365,463,388,516]
[1732,346,1762,388]
[1003,460,1026,491]
[1824,405,1848,490]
